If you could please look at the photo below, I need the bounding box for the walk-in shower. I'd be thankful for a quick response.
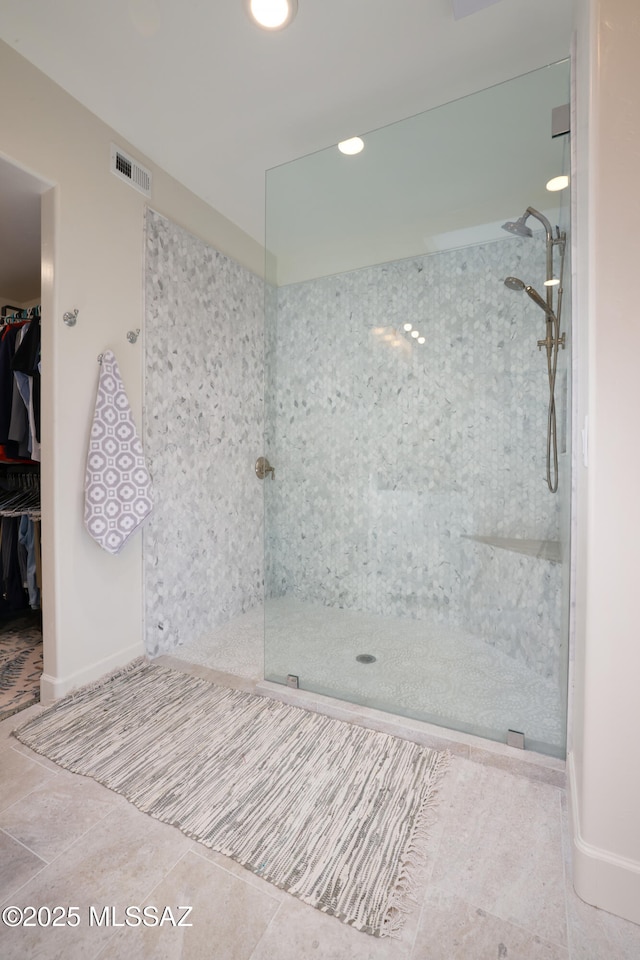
[259,61,572,759]
[503,206,567,492]
[141,55,570,758]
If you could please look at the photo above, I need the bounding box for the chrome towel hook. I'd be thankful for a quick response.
[255,457,275,480]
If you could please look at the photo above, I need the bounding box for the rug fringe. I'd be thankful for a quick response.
[380,747,452,939]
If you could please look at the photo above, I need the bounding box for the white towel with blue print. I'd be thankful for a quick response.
[84,350,153,554]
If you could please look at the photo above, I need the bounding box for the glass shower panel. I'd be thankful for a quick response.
[264,62,571,758]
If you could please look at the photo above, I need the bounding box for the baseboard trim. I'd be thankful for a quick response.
[40,641,143,703]
[568,750,640,924]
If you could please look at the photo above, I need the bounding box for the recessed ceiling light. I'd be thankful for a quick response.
[411,330,420,339]
[338,137,364,156]
[403,323,413,331]
[546,175,569,192]
[417,337,425,344]
[248,0,297,30]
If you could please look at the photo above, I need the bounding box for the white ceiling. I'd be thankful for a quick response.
[268,60,570,283]
[0,0,572,295]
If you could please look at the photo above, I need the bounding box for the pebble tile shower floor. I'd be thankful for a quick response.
[177,598,565,755]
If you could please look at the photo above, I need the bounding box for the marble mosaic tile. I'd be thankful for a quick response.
[143,211,264,656]
[143,213,569,699]
[265,236,570,681]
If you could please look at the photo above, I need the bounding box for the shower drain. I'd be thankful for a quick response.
[356,654,377,664]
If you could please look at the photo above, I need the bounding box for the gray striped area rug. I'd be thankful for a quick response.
[13,662,448,937]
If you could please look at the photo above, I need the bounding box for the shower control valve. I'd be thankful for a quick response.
[537,332,565,351]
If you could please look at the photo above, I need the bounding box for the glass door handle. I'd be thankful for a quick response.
[255,456,275,480]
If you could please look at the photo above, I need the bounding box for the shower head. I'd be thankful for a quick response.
[502,206,554,242]
[501,217,533,239]
[504,276,552,315]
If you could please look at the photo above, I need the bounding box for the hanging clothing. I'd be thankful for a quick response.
[0,516,29,616]
[0,323,26,461]
[18,515,40,610]
[12,314,41,459]
[0,315,40,464]
[0,307,42,620]
[9,376,30,458]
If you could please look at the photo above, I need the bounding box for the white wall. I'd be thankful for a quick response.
[569,0,640,923]
[0,41,263,699]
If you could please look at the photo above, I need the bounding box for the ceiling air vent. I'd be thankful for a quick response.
[110,143,152,197]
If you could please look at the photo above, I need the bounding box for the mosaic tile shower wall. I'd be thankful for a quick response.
[144,211,264,656]
[266,236,567,678]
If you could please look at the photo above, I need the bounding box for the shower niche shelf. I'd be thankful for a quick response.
[463,535,562,564]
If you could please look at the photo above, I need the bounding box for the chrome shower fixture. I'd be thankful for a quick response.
[501,216,533,238]
[501,206,555,242]
[502,205,567,493]
[504,277,553,316]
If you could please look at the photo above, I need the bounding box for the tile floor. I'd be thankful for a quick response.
[1,660,639,959]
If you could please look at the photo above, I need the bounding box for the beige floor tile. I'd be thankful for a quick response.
[4,675,639,960]
[565,890,640,960]
[0,801,192,960]
[0,704,45,742]
[0,775,119,862]
[9,736,77,774]
[101,849,281,960]
[0,744,57,811]
[191,844,290,903]
[428,759,567,947]
[412,889,569,959]
[249,895,414,960]
[0,830,46,902]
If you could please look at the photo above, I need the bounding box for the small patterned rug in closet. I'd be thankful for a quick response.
[0,610,43,721]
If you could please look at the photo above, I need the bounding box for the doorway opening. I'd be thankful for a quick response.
[0,154,48,720]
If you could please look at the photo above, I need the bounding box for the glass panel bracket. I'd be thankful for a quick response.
[507,729,525,749]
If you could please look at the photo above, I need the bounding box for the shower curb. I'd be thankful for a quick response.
[255,679,566,788]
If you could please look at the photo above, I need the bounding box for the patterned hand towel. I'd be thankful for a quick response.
[84,350,153,555]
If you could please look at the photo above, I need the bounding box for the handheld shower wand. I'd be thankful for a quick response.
[504,277,554,316]
[502,207,567,493]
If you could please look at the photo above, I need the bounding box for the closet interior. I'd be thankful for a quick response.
[0,304,42,720]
